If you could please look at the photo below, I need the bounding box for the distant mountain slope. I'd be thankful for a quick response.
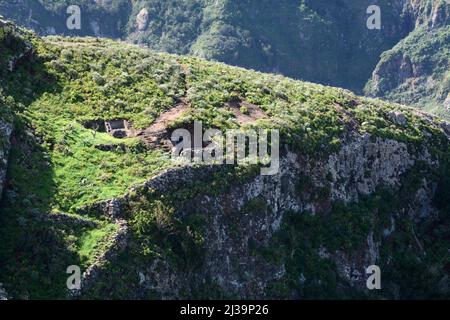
[366,0,450,119]
[0,20,449,299]
[1,1,448,117]
[126,0,416,93]
[0,0,130,38]
[0,18,30,201]
[0,0,415,92]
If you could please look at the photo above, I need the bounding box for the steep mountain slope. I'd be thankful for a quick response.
[0,0,130,38]
[0,92,12,201]
[1,0,449,117]
[126,0,415,93]
[366,0,450,119]
[0,18,29,201]
[0,21,449,299]
[0,0,416,92]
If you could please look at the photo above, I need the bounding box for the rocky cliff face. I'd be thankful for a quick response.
[0,283,7,300]
[0,116,12,201]
[0,18,448,300]
[0,26,12,200]
[409,0,450,28]
[76,124,450,299]
[0,19,32,200]
[0,17,35,73]
[365,1,450,118]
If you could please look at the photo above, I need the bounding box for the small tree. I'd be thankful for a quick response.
[91,123,99,139]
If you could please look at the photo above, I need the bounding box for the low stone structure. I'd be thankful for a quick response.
[105,119,132,138]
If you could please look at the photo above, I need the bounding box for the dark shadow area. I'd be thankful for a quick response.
[0,40,85,299]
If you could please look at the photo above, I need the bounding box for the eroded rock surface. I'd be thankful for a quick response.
[77,130,448,299]
[0,115,13,201]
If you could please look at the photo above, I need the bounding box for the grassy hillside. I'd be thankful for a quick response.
[0,22,449,299]
[2,0,449,118]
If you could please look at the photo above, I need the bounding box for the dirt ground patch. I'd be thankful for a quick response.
[147,99,189,133]
[138,98,190,150]
[225,100,268,124]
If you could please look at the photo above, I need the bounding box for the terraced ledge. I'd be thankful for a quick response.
[70,164,223,298]
[69,219,128,299]
[77,164,224,220]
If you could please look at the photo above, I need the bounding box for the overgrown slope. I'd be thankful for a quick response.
[0,21,449,299]
[0,0,417,92]
[366,0,450,119]
[1,0,449,117]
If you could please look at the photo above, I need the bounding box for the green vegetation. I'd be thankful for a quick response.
[241,196,270,215]
[262,177,449,299]
[0,20,448,299]
[2,0,449,117]
[365,26,450,119]
[0,26,176,298]
[78,222,118,266]
[0,0,417,93]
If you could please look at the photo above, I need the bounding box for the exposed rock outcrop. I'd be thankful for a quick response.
[0,18,35,74]
[0,118,13,201]
[408,0,450,28]
[77,129,448,299]
[365,1,450,117]
[136,8,149,31]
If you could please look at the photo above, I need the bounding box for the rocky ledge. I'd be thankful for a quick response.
[74,126,449,299]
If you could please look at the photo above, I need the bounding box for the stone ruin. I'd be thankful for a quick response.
[105,119,132,139]
[83,119,134,139]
